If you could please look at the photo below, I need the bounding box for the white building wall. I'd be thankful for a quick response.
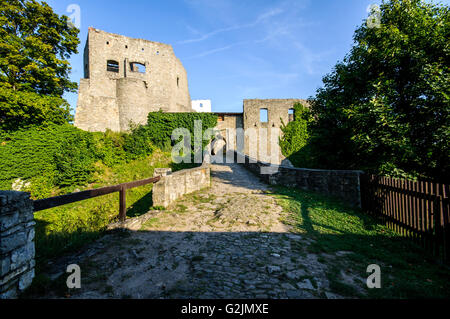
[192,100,212,113]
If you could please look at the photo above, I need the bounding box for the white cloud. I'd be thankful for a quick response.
[185,24,202,35]
[185,42,242,59]
[292,41,335,75]
[182,0,330,79]
[177,7,284,44]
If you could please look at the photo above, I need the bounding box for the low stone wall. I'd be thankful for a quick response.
[238,153,363,207]
[0,191,35,299]
[152,164,211,208]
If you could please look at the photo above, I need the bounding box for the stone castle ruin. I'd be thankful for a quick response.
[74,28,192,132]
[215,99,308,164]
[74,29,308,164]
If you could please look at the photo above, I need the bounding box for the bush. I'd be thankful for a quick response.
[0,111,216,198]
[123,125,156,160]
[26,173,55,200]
[54,134,96,187]
[92,130,127,167]
[279,103,315,167]
[0,124,96,193]
[146,111,218,151]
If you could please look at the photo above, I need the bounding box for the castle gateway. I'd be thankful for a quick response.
[216,99,308,165]
[74,28,309,164]
[74,28,192,132]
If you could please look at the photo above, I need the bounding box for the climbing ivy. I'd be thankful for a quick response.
[145,111,218,150]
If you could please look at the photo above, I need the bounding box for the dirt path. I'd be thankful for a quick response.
[40,163,344,299]
[143,163,289,233]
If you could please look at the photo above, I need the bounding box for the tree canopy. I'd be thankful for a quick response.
[308,0,449,180]
[0,0,80,131]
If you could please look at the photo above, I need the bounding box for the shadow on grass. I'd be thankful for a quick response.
[169,161,201,172]
[32,162,202,272]
[34,191,156,271]
[25,226,450,300]
[28,164,450,300]
[34,219,104,272]
[126,192,154,218]
[270,185,450,298]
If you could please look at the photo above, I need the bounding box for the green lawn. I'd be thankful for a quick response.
[34,150,196,271]
[272,186,450,299]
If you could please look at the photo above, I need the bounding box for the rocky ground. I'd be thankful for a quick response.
[35,163,361,299]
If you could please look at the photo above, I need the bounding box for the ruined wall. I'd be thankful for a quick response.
[238,153,363,207]
[75,28,192,132]
[152,164,211,208]
[211,99,308,163]
[214,113,244,151]
[243,99,308,164]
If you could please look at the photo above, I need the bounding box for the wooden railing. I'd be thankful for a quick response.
[361,174,449,263]
[33,176,161,222]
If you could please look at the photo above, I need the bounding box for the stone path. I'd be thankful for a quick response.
[40,163,348,299]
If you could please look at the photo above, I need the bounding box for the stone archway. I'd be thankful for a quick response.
[211,133,227,156]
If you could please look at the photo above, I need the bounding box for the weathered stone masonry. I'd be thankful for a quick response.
[73,29,309,165]
[152,164,211,208]
[214,99,309,165]
[75,28,192,132]
[238,153,363,207]
[243,99,308,164]
[0,191,35,299]
[215,113,244,152]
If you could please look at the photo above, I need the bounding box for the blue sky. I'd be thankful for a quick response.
[46,0,448,113]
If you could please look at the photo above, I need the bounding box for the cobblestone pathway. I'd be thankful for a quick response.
[43,163,348,299]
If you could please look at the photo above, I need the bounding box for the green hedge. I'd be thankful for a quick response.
[91,130,127,167]
[0,111,217,198]
[145,111,218,150]
[123,125,156,160]
[0,124,156,197]
[0,124,95,192]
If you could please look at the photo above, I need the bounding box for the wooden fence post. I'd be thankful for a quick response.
[444,198,450,264]
[434,196,442,258]
[440,183,449,264]
[32,175,161,226]
[360,174,449,264]
[119,186,127,222]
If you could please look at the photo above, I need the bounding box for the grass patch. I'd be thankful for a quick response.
[34,150,193,274]
[21,273,69,299]
[176,204,188,213]
[141,217,161,229]
[272,186,450,299]
[190,193,216,204]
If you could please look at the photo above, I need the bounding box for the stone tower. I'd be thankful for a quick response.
[74,28,192,132]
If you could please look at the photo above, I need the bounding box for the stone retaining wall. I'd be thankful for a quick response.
[238,153,363,207]
[0,191,35,299]
[152,164,211,208]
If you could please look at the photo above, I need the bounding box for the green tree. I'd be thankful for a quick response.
[0,0,80,131]
[279,102,314,167]
[310,0,449,180]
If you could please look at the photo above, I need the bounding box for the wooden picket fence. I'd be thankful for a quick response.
[360,174,450,264]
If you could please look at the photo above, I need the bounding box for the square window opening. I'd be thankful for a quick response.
[260,109,268,123]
